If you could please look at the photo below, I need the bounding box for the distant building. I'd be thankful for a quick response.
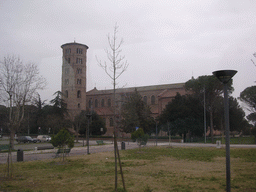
[86,84,186,136]
[61,42,186,136]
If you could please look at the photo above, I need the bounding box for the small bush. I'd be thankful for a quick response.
[131,128,149,146]
[131,128,144,142]
[51,128,74,149]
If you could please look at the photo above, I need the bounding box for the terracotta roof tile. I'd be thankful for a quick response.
[158,89,186,98]
[87,83,185,95]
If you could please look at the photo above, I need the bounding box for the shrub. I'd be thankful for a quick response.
[131,128,149,146]
[51,129,74,149]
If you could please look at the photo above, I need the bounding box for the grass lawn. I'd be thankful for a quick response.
[190,136,255,144]
[0,146,256,192]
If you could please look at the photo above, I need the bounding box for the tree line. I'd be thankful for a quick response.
[119,75,253,143]
[0,56,106,150]
[0,91,106,135]
[1,56,256,150]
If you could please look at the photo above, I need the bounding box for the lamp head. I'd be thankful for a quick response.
[212,70,237,84]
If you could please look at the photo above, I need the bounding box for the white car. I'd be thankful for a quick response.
[37,135,51,142]
[46,135,51,141]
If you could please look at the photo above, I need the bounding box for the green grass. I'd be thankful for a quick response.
[229,136,255,144]
[124,147,226,162]
[124,146,256,162]
[0,146,256,191]
[191,136,255,144]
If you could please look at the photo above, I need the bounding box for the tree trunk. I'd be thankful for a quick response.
[115,135,126,190]
[10,129,15,150]
[62,147,65,162]
[210,111,214,144]
[75,124,79,143]
[183,132,186,143]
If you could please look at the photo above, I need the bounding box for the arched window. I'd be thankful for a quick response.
[89,99,92,109]
[143,96,147,104]
[77,68,82,74]
[77,48,83,54]
[78,103,80,108]
[76,58,83,64]
[95,99,98,108]
[110,118,114,127]
[101,99,105,107]
[108,99,111,107]
[77,90,81,98]
[77,79,82,84]
[151,95,155,105]
[65,48,71,54]
[65,90,68,98]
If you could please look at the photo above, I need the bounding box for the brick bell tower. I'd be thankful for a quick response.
[61,42,89,117]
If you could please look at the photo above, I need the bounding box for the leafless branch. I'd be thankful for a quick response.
[0,55,46,149]
[96,24,129,84]
[95,23,128,191]
[251,59,256,67]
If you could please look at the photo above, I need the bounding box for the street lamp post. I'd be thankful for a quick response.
[204,86,207,143]
[155,122,158,146]
[86,113,92,155]
[213,70,237,192]
[167,121,170,146]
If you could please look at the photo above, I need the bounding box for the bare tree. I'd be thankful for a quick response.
[251,52,256,67]
[96,24,128,191]
[0,55,46,149]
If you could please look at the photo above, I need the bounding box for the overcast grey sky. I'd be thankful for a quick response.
[0,1,256,108]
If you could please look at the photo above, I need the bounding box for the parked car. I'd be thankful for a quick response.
[16,136,34,143]
[32,137,39,143]
[47,135,51,141]
[37,135,51,142]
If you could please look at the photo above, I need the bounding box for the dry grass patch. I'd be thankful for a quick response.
[122,156,226,191]
[0,146,256,192]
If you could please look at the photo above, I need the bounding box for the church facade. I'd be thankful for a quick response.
[61,42,186,136]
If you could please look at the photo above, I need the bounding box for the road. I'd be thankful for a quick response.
[0,138,255,164]
[0,140,140,164]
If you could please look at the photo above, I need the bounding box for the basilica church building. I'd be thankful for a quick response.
[61,42,186,136]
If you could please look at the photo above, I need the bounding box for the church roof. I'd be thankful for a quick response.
[87,83,185,95]
[158,88,186,98]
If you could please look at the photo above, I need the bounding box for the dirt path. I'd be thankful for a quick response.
[0,142,140,164]
[1,141,255,164]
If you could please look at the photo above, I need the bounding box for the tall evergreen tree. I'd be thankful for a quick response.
[185,75,234,143]
[74,110,106,136]
[121,89,155,134]
[229,97,250,133]
[50,91,67,118]
[37,91,70,134]
[239,86,256,141]
[158,93,204,139]
[239,86,256,113]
